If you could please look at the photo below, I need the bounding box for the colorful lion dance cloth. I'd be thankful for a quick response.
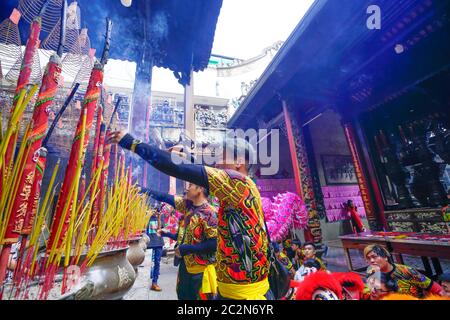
[262,192,308,241]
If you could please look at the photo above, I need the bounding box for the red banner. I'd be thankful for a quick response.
[47,64,104,252]
[21,148,47,235]
[343,123,379,228]
[1,18,42,194]
[3,57,61,244]
[92,123,106,226]
[91,106,103,175]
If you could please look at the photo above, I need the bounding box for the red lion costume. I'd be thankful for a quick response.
[292,271,343,300]
[291,271,365,300]
[334,272,365,300]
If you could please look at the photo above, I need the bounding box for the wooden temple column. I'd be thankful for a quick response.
[342,119,387,231]
[282,100,323,247]
[184,69,196,143]
[183,68,195,191]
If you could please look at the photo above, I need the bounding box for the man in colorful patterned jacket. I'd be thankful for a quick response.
[141,183,217,300]
[108,131,271,300]
[363,244,443,299]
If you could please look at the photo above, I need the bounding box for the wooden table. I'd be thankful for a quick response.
[339,232,450,277]
[388,238,450,275]
[339,233,389,273]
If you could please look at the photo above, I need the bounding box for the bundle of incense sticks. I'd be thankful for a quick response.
[0,11,155,300]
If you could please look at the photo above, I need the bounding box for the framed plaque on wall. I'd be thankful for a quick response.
[321,155,357,185]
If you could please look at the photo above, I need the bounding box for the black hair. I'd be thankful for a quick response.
[303,242,316,250]
[285,247,295,260]
[291,240,302,247]
[365,245,394,265]
[221,136,256,171]
[303,258,321,270]
[271,241,280,253]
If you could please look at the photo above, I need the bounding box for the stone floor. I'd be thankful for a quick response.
[124,249,178,300]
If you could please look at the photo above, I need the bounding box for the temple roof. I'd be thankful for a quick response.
[0,0,223,84]
[228,0,450,129]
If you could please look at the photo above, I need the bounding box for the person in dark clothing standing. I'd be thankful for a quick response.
[142,183,218,300]
[147,211,165,291]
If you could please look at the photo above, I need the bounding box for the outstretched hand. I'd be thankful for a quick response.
[107,130,126,144]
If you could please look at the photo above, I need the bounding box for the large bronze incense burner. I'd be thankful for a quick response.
[60,247,136,300]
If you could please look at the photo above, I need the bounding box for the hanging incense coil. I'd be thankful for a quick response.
[40,1,82,79]
[78,28,91,55]
[18,0,63,33]
[0,10,23,86]
[71,53,94,93]
[0,10,23,117]
[3,7,43,86]
[70,28,95,94]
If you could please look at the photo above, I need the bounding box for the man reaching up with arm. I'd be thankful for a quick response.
[108,131,271,300]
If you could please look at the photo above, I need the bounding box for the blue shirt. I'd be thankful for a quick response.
[147,215,164,248]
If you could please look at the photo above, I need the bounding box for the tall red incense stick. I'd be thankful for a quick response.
[0,1,65,290]
[46,18,112,261]
[0,17,42,196]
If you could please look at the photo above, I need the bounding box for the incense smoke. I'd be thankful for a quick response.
[149,10,169,53]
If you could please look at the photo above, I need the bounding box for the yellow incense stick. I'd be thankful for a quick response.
[73,165,103,264]
[0,123,32,241]
[29,160,60,246]
[64,109,87,266]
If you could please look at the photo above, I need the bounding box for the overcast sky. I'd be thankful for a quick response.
[211,0,315,59]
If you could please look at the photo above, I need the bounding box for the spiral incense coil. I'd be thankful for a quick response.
[3,7,43,85]
[0,11,23,85]
[40,1,82,78]
[18,0,63,33]
[71,50,95,93]
[57,29,92,98]
[78,28,91,55]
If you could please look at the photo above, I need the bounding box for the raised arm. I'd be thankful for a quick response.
[111,132,209,189]
[140,187,176,207]
[178,238,217,256]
